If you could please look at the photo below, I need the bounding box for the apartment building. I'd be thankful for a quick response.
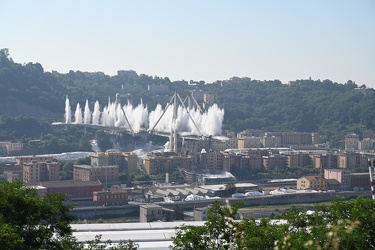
[285,152,311,168]
[73,165,119,183]
[200,151,224,174]
[223,153,243,173]
[90,151,138,173]
[311,154,338,169]
[338,153,368,169]
[211,138,228,152]
[262,136,281,147]
[345,133,359,150]
[143,153,191,175]
[23,161,60,184]
[238,137,262,148]
[0,141,23,155]
[265,132,318,146]
[262,154,287,170]
[358,138,375,150]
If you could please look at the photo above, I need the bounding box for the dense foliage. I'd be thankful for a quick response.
[172,198,375,250]
[1,48,375,147]
[0,180,76,249]
[0,180,138,249]
[0,116,92,154]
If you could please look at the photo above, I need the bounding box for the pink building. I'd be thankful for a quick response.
[324,169,351,190]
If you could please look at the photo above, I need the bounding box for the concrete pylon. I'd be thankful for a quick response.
[369,158,375,200]
[149,92,203,153]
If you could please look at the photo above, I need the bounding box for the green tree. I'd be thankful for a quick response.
[77,156,91,165]
[85,235,138,250]
[172,198,375,250]
[172,201,241,249]
[119,170,129,181]
[0,180,139,249]
[0,180,77,249]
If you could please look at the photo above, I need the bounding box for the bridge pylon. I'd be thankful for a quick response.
[148,92,204,153]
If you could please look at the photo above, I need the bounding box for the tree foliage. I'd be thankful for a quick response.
[172,198,375,250]
[0,115,92,154]
[0,180,139,250]
[0,180,76,249]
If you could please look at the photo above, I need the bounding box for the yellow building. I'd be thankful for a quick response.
[297,176,327,190]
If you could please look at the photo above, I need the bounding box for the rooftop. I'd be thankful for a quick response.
[140,204,162,209]
[30,180,102,188]
[74,165,118,169]
[302,176,321,182]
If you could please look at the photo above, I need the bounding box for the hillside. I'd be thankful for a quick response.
[1,49,375,146]
[0,96,61,119]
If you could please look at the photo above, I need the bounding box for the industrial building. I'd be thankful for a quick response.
[93,188,129,206]
[27,180,102,199]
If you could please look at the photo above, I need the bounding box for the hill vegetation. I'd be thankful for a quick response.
[1,48,375,148]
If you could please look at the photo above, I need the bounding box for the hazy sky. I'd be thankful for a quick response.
[1,1,375,87]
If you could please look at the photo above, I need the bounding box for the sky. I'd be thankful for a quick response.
[1,0,375,87]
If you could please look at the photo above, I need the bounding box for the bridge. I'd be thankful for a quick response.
[53,92,225,153]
